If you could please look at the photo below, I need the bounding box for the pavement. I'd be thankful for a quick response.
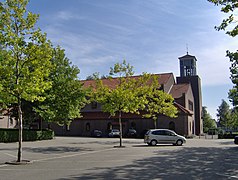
[0,137,238,180]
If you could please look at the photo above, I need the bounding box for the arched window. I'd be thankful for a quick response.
[86,122,90,132]
[169,121,175,131]
[107,122,112,130]
[131,122,136,129]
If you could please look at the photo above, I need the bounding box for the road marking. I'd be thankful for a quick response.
[4,153,15,158]
[32,147,115,163]
[0,164,8,168]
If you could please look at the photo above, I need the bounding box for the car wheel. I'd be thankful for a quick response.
[150,140,157,146]
[176,139,183,146]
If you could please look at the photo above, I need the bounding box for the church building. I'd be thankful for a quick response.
[51,54,203,137]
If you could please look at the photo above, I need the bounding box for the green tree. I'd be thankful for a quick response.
[142,74,177,128]
[217,99,232,129]
[0,0,53,162]
[208,0,238,107]
[86,72,108,80]
[92,60,177,147]
[34,46,88,126]
[230,108,238,128]
[202,106,216,133]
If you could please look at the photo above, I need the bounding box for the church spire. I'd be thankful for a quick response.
[186,44,189,55]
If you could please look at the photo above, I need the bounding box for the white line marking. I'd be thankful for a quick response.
[4,153,16,158]
[0,165,8,168]
[32,147,115,162]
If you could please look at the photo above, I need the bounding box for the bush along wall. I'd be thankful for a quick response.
[0,129,54,143]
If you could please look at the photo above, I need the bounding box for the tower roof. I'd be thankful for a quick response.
[178,54,197,61]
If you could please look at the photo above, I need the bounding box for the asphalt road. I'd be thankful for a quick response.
[0,137,237,180]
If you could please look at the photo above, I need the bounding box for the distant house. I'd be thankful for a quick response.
[51,54,203,137]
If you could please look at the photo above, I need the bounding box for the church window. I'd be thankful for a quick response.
[188,100,193,111]
[86,122,90,131]
[169,121,175,131]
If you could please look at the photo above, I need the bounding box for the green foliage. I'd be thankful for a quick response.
[219,131,238,139]
[142,74,177,121]
[229,108,238,128]
[217,99,233,128]
[0,129,54,142]
[0,0,53,105]
[92,60,177,145]
[227,51,238,107]
[109,60,134,77]
[202,106,217,133]
[208,0,238,109]
[0,0,53,162]
[86,72,108,80]
[33,46,89,126]
[208,0,238,36]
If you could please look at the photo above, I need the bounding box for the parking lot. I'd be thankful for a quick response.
[0,137,238,180]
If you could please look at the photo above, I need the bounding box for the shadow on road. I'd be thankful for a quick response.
[59,146,238,180]
[23,146,93,154]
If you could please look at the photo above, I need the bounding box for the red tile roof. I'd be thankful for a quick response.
[81,73,192,116]
[170,83,190,99]
[81,73,174,89]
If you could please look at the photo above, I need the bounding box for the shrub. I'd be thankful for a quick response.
[218,131,238,139]
[0,129,54,142]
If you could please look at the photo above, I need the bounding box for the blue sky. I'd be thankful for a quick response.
[6,0,237,119]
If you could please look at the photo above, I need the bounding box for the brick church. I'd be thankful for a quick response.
[51,53,203,137]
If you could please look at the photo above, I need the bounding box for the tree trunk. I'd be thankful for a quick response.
[119,110,122,147]
[17,100,23,162]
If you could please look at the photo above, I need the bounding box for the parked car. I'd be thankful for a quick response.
[108,129,120,137]
[144,129,186,146]
[126,129,137,138]
[91,129,102,137]
[234,136,238,145]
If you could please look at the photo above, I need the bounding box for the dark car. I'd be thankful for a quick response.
[126,129,137,138]
[91,130,102,137]
[234,136,238,145]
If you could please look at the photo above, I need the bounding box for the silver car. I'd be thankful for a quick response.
[108,129,120,137]
[144,129,186,146]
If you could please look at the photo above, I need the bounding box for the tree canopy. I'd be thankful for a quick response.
[142,74,177,128]
[203,106,216,133]
[0,0,54,162]
[34,46,88,126]
[0,0,88,162]
[208,0,238,108]
[92,60,177,146]
[217,99,232,129]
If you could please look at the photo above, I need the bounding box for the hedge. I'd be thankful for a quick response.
[0,129,54,143]
[218,132,238,139]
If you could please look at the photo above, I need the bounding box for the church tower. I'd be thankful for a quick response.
[179,53,197,77]
[176,53,203,136]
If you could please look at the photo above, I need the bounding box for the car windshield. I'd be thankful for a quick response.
[145,130,150,135]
